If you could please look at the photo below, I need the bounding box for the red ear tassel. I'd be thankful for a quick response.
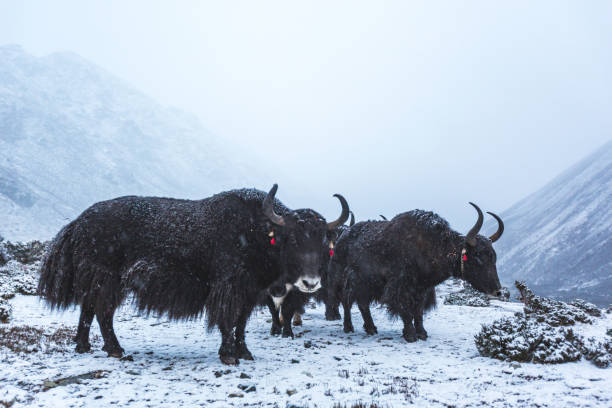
[462,254,468,261]
[329,249,334,257]
[270,238,276,246]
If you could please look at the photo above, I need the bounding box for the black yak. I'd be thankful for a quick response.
[324,215,437,323]
[38,184,349,365]
[264,211,357,338]
[331,203,504,342]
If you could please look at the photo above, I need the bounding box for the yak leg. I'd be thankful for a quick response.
[234,304,254,361]
[342,295,355,333]
[324,285,341,321]
[95,303,124,357]
[266,297,282,336]
[414,294,428,340]
[357,300,377,335]
[400,310,417,343]
[414,311,427,340]
[324,263,342,320]
[218,324,238,365]
[292,313,302,326]
[280,302,295,339]
[75,297,95,353]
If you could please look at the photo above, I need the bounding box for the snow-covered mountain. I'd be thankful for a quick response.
[0,45,256,241]
[485,140,612,305]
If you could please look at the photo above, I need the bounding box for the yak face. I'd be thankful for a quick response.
[262,184,350,294]
[277,209,329,293]
[461,236,502,296]
[460,203,505,296]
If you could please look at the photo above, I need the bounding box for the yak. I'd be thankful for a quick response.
[330,203,504,342]
[38,184,349,365]
[264,211,356,338]
[324,215,437,323]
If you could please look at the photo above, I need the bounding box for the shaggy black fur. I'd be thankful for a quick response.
[330,208,503,342]
[324,218,436,322]
[38,185,343,365]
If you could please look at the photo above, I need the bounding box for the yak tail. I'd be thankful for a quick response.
[38,222,78,309]
[423,287,437,313]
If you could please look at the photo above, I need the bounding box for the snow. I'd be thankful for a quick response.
[2,285,611,407]
[0,45,261,242]
[483,140,612,305]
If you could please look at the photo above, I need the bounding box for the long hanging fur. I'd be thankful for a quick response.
[37,190,294,321]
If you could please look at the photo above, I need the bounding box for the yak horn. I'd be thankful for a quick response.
[349,211,355,227]
[379,215,388,221]
[327,194,350,230]
[263,184,286,226]
[465,202,484,246]
[487,211,504,243]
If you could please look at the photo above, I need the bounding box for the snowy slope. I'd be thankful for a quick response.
[485,140,612,306]
[0,45,256,241]
[1,283,610,408]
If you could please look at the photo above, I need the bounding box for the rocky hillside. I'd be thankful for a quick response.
[0,45,255,241]
[486,140,612,305]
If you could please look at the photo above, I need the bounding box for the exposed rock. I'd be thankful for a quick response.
[42,370,110,390]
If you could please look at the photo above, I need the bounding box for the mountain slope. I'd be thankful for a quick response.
[486,140,612,305]
[0,45,255,241]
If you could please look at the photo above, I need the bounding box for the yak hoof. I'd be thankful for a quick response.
[220,355,239,366]
[416,331,428,341]
[292,315,303,326]
[238,350,254,361]
[282,329,294,339]
[235,342,254,361]
[403,333,417,343]
[343,324,354,333]
[325,311,341,321]
[364,325,378,335]
[75,343,91,353]
[103,344,124,358]
[270,325,282,336]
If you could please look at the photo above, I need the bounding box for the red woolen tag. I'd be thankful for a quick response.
[270,238,276,245]
[462,254,468,261]
[329,249,334,257]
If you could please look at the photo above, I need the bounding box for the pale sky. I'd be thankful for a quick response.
[1,0,611,231]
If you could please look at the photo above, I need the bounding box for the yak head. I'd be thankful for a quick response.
[263,184,349,294]
[325,210,355,253]
[459,202,505,297]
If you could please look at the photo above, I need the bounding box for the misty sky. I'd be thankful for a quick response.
[1,1,611,231]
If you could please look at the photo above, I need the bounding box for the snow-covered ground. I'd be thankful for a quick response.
[1,286,611,408]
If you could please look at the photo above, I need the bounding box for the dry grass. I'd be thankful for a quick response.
[0,325,98,354]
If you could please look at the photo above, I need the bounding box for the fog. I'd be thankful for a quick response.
[1,0,611,231]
